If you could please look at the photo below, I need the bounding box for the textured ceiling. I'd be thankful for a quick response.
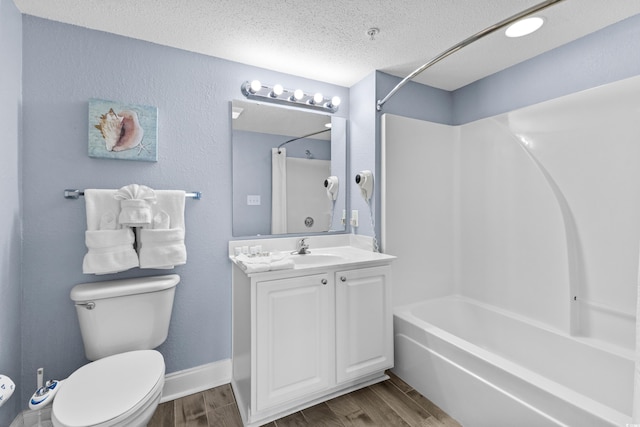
[13,0,640,90]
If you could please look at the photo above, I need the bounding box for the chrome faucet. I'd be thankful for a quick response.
[296,238,310,255]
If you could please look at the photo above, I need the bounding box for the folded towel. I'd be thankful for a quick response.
[235,253,295,273]
[138,190,187,269]
[83,189,139,274]
[99,211,118,230]
[84,189,120,230]
[114,184,156,226]
[83,229,139,274]
[138,228,186,269]
[152,210,171,229]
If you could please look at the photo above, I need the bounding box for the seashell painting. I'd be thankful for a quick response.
[88,98,158,162]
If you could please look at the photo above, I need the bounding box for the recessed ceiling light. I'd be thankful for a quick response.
[505,16,545,38]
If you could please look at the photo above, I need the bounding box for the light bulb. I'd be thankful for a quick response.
[249,80,262,93]
[505,17,544,38]
[313,93,324,104]
[293,89,304,101]
[272,84,284,96]
[330,96,341,107]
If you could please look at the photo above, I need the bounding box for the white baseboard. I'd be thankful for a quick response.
[160,358,232,403]
[9,359,232,426]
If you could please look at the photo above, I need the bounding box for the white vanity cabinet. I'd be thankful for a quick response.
[335,266,393,384]
[255,273,334,412]
[231,257,394,427]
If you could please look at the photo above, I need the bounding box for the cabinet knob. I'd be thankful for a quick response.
[321,279,328,285]
[340,276,347,282]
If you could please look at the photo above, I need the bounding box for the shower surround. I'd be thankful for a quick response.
[382,75,640,425]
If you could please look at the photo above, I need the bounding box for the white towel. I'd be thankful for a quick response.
[235,252,294,273]
[83,229,139,275]
[114,184,156,226]
[138,190,187,269]
[82,189,139,274]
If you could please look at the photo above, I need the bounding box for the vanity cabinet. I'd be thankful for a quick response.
[231,261,393,427]
[335,266,393,384]
[255,273,334,411]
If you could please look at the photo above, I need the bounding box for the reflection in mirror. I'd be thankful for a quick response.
[232,99,347,237]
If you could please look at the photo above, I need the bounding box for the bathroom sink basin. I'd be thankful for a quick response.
[290,253,345,266]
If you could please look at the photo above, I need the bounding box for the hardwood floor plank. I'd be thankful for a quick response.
[274,411,308,427]
[421,418,447,427]
[206,402,244,427]
[204,384,236,410]
[406,390,462,427]
[151,379,459,427]
[301,402,345,426]
[175,393,208,427]
[370,381,435,426]
[149,400,174,427]
[325,393,377,426]
[326,394,376,427]
[349,387,411,427]
[387,371,414,394]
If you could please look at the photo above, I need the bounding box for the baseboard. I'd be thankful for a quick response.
[160,358,232,403]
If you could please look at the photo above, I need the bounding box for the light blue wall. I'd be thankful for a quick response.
[349,72,377,238]
[20,15,348,407]
[0,0,22,423]
[376,73,453,125]
[453,13,640,124]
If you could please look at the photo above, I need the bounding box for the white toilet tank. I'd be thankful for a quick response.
[70,274,180,361]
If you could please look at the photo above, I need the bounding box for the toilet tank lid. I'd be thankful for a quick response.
[70,274,180,301]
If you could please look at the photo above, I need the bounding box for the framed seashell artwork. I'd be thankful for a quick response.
[88,98,158,162]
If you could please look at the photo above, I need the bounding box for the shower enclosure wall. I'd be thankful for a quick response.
[382,75,640,425]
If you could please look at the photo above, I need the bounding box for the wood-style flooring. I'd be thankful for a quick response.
[148,372,461,427]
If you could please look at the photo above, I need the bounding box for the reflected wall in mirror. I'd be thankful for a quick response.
[232,99,347,237]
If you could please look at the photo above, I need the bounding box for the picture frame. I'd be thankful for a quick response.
[88,98,158,162]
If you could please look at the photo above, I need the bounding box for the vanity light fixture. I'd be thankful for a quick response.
[241,80,341,113]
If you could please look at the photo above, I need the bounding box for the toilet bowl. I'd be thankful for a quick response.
[51,350,165,427]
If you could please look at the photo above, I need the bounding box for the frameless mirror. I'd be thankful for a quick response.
[232,99,347,237]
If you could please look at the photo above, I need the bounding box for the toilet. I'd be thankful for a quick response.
[51,274,180,427]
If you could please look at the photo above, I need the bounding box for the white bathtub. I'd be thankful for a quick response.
[393,295,634,426]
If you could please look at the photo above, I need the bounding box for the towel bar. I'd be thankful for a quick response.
[64,189,202,200]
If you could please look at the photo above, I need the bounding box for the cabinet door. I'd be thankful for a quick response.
[335,266,393,383]
[255,274,334,411]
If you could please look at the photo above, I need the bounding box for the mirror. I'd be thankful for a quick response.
[232,99,347,237]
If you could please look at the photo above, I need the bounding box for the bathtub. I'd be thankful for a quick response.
[393,295,634,426]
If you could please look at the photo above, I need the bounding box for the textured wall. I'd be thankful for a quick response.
[0,0,22,423]
[20,16,349,407]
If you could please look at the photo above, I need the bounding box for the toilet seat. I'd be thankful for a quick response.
[52,350,165,427]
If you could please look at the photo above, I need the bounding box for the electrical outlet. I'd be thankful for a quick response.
[247,195,261,206]
[351,210,359,227]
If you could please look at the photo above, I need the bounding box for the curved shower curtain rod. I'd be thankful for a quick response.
[277,128,331,153]
[376,0,566,111]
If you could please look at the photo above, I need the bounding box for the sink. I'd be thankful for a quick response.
[290,253,345,266]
